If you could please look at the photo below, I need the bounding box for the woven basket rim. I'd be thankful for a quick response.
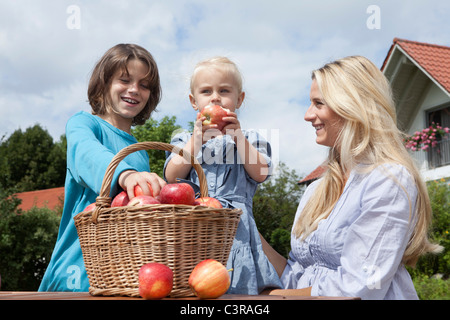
[75,203,242,220]
[91,141,212,223]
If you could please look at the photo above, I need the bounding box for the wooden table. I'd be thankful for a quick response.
[1,291,358,318]
[0,291,358,300]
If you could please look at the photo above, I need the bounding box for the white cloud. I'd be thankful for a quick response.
[1,0,449,177]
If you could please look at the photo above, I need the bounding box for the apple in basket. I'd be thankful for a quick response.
[134,183,154,197]
[198,104,230,131]
[139,263,173,300]
[194,197,223,208]
[83,202,96,212]
[111,191,130,207]
[188,259,232,299]
[159,183,196,205]
[128,195,161,206]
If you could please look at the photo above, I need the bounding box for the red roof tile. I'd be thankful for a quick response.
[298,164,326,185]
[382,38,450,93]
[15,187,64,211]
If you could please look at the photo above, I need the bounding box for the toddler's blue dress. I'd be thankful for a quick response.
[165,130,282,294]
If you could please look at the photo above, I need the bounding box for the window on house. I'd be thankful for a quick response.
[426,105,450,168]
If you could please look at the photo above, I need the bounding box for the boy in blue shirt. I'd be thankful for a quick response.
[39,44,166,291]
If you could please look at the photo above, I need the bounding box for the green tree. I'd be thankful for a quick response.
[253,162,304,257]
[0,125,66,192]
[0,190,61,290]
[44,135,67,189]
[132,116,183,177]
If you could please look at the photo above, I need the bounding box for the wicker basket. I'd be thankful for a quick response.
[74,142,242,297]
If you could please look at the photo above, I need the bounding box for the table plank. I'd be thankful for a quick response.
[0,291,359,300]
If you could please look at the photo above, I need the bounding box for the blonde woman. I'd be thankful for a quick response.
[263,56,442,299]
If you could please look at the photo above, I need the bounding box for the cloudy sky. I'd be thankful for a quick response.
[1,0,449,177]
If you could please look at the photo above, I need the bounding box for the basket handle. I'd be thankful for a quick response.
[92,141,208,223]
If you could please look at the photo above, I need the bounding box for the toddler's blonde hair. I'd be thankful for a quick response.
[190,57,243,94]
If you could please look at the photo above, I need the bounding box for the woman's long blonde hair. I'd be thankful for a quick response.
[293,56,442,267]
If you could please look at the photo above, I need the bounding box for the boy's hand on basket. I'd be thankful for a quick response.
[119,170,167,200]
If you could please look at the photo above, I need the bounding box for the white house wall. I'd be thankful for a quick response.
[400,66,450,181]
[408,82,450,135]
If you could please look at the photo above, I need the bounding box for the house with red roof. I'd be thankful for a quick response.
[15,187,64,212]
[300,38,450,185]
[382,38,450,181]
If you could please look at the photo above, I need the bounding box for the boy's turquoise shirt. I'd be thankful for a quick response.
[39,111,150,291]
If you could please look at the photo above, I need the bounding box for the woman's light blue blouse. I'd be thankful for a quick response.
[281,164,419,300]
[165,130,282,294]
[39,111,150,292]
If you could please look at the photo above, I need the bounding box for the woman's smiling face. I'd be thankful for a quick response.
[304,79,344,148]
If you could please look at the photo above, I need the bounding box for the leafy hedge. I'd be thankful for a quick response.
[407,179,449,299]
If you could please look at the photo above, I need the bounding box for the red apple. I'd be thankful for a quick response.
[83,203,96,212]
[199,104,230,131]
[188,259,231,299]
[111,191,130,207]
[194,197,223,208]
[139,263,173,300]
[134,183,154,197]
[159,183,196,205]
[128,195,161,206]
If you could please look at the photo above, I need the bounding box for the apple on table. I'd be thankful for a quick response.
[188,259,231,299]
[139,263,173,300]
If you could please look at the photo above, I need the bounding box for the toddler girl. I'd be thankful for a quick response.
[164,57,282,294]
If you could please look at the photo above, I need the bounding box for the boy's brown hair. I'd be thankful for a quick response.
[88,44,161,125]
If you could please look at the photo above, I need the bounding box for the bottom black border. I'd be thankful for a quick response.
[1,298,442,319]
